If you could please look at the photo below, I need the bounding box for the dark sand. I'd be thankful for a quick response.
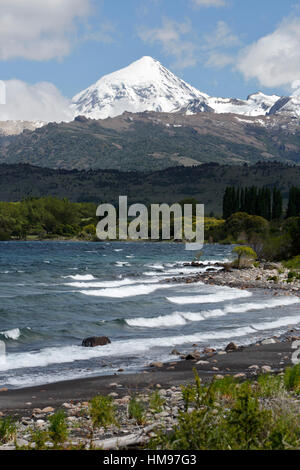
[0,340,297,417]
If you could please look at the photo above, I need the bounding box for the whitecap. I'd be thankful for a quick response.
[63,274,96,281]
[167,289,252,305]
[0,328,21,340]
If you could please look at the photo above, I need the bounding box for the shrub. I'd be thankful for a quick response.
[48,410,68,445]
[232,246,257,268]
[149,391,165,413]
[224,385,271,450]
[149,368,300,450]
[255,373,283,398]
[89,395,117,429]
[0,417,16,443]
[284,365,300,394]
[128,396,147,425]
[29,429,49,450]
[283,255,300,270]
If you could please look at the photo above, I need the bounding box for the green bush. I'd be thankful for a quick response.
[283,255,300,270]
[29,429,49,450]
[89,395,117,429]
[149,369,300,450]
[149,391,165,413]
[48,410,68,445]
[284,365,300,394]
[128,396,147,425]
[255,373,283,398]
[232,246,257,268]
[0,417,16,443]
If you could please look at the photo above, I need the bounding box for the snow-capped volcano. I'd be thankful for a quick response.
[72,56,300,120]
[71,56,209,120]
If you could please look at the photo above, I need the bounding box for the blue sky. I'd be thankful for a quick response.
[1,0,300,121]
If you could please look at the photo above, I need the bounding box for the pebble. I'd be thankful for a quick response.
[261,339,276,345]
[41,407,54,413]
[261,365,272,373]
[150,362,164,368]
[35,420,45,427]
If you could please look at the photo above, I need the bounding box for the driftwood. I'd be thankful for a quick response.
[92,424,156,450]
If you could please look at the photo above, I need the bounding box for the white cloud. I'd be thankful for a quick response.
[205,52,234,68]
[203,21,240,68]
[138,19,197,69]
[0,0,91,61]
[192,0,227,7]
[204,21,240,50]
[0,80,74,122]
[237,17,300,89]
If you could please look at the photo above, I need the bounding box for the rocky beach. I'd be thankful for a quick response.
[1,262,300,450]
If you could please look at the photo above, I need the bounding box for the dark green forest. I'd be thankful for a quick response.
[2,162,300,215]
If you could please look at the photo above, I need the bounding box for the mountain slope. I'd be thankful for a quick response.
[1,111,300,172]
[71,56,300,120]
[72,56,209,119]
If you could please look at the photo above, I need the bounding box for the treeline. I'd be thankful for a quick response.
[0,197,98,241]
[223,185,300,220]
[223,186,283,220]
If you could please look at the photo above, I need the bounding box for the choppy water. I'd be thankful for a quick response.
[0,241,299,389]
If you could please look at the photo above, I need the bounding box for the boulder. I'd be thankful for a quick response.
[82,336,111,347]
[225,342,238,352]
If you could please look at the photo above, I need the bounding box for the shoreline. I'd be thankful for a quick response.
[1,266,300,449]
[167,262,300,295]
[1,328,299,417]
[1,265,300,416]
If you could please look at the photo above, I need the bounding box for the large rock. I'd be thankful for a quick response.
[82,336,111,347]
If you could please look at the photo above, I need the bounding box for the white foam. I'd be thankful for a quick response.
[126,312,188,328]
[252,315,300,331]
[65,279,137,288]
[63,274,96,281]
[66,278,160,288]
[223,296,300,313]
[167,289,252,305]
[0,326,256,372]
[125,296,300,328]
[0,328,21,340]
[80,282,178,298]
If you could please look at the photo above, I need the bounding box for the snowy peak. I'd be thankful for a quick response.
[203,92,280,117]
[72,56,208,120]
[71,56,300,121]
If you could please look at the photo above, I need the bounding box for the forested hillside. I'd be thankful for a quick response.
[1,162,300,215]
